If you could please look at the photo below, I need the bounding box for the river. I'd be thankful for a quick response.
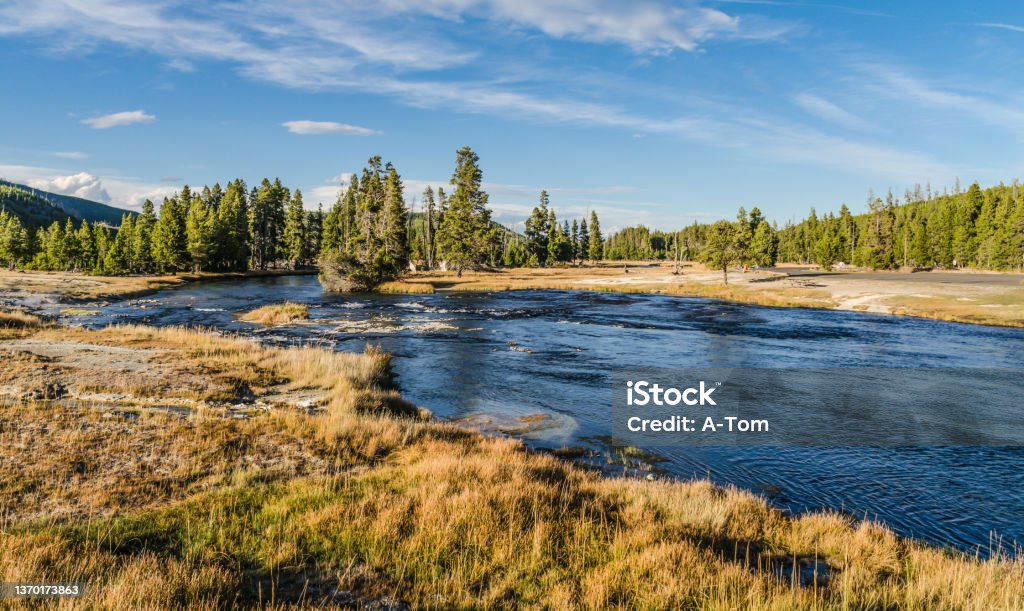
[52,274,1024,554]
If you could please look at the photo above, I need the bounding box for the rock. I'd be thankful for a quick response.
[25,381,67,401]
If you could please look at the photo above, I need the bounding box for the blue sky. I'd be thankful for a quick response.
[1,1,1022,231]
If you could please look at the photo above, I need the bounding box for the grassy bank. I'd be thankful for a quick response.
[394,265,1024,328]
[0,323,1020,608]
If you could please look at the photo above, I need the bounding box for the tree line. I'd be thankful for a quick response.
[602,179,1024,277]
[603,208,778,283]
[1,146,608,287]
[0,180,323,274]
[776,181,1024,271]
[12,149,1016,286]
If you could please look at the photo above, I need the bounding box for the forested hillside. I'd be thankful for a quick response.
[0,184,76,228]
[604,181,1024,272]
[0,179,132,226]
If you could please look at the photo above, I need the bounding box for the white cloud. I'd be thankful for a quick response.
[323,172,355,185]
[81,109,156,129]
[51,151,90,160]
[793,93,869,131]
[28,172,111,203]
[283,120,380,136]
[307,185,343,206]
[0,164,176,211]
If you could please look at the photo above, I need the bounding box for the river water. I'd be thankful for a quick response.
[54,274,1024,554]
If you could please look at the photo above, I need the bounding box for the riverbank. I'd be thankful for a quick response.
[0,269,317,303]
[388,263,1024,327]
[0,319,1021,607]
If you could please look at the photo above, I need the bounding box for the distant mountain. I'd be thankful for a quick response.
[0,179,133,227]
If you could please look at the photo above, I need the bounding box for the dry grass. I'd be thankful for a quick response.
[888,291,1024,327]
[0,309,43,328]
[0,324,1021,608]
[376,280,436,294]
[399,266,833,310]
[239,302,310,325]
[400,265,1024,327]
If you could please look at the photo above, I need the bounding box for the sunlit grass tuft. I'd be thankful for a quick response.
[0,309,43,328]
[238,302,310,325]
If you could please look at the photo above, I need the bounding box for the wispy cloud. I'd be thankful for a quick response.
[51,151,90,160]
[283,120,380,136]
[793,93,870,130]
[976,22,1024,34]
[0,1,786,92]
[858,63,1024,138]
[81,109,155,129]
[715,0,892,19]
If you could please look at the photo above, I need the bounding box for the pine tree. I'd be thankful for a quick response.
[436,147,491,276]
[305,204,323,264]
[587,211,603,262]
[284,189,307,268]
[701,220,740,284]
[36,222,63,270]
[578,218,589,265]
[570,219,579,264]
[546,209,561,265]
[94,224,111,271]
[734,207,753,264]
[422,186,436,269]
[0,210,29,269]
[749,220,778,267]
[105,216,132,274]
[814,220,841,271]
[186,194,216,272]
[381,164,409,275]
[133,200,156,272]
[62,218,81,271]
[152,193,188,273]
[249,179,276,270]
[525,191,551,266]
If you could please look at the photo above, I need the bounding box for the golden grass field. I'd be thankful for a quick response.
[0,319,1021,608]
